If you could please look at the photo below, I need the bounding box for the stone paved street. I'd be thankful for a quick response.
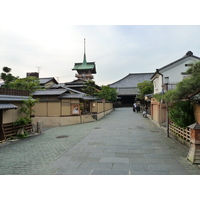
[1,108,200,175]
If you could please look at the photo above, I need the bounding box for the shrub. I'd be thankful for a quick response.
[13,117,32,126]
[169,101,195,128]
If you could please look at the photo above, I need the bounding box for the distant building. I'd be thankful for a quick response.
[109,73,154,106]
[26,72,58,89]
[64,39,99,92]
[26,72,39,78]
[39,77,58,89]
[72,39,96,81]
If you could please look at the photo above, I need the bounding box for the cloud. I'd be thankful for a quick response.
[1,2,200,86]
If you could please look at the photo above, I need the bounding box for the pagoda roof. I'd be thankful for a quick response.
[72,62,96,73]
[72,39,96,74]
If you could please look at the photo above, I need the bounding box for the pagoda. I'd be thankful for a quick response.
[72,39,96,81]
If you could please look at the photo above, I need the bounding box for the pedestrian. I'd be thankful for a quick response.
[136,105,140,113]
[133,102,136,112]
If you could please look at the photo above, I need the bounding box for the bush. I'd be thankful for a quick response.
[13,117,32,126]
[169,101,195,128]
[17,131,29,139]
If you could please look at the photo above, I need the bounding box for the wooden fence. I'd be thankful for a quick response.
[1,122,32,141]
[169,121,191,148]
[0,88,30,96]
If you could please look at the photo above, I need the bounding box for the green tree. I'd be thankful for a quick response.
[186,61,200,77]
[97,86,117,102]
[8,76,41,93]
[1,66,17,88]
[19,96,39,118]
[82,80,99,96]
[160,61,200,102]
[137,80,153,100]
[169,101,195,128]
[14,96,39,126]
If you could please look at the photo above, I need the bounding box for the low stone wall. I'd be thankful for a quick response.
[33,108,113,127]
[33,116,81,127]
[81,114,96,123]
[90,109,113,121]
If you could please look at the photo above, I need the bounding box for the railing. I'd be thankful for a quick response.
[163,83,177,91]
[0,88,30,96]
[75,74,94,79]
[169,121,191,147]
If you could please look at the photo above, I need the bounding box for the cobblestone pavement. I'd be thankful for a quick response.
[1,108,200,175]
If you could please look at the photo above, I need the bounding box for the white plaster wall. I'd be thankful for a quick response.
[153,74,163,94]
[161,57,199,83]
[153,57,200,94]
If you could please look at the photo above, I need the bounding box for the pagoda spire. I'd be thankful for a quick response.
[72,38,96,81]
[83,38,87,65]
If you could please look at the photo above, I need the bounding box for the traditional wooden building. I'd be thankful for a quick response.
[26,72,58,89]
[64,39,100,92]
[150,51,200,126]
[151,51,200,95]
[32,88,113,127]
[39,77,58,89]
[109,73,154,107]
[31,39,112,127]
[0,88,31,141]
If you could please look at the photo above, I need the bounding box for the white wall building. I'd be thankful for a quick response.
[151,51,200,94]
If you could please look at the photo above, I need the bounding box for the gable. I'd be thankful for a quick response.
[159,52,200,73]
[40,77,58,84]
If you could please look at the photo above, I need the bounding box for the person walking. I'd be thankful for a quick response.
[133,102,136,112]
[136,105,140,113]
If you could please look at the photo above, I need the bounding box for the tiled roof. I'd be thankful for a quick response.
[116,87,139,95]
[59,93,98,100]
[109,73,154,88]
[67,88,85,94]
[82,95,98,100]
[59,93,85,99]
[0,103,18,110]
[51,83,85,91]
[50,83,66,89]
[39,77,58,85]
[32,89,67,96]
[158,51,200,72]
[72,62,96,74]
[0,95,30,101]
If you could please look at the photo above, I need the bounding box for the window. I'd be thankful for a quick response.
[164,77,169,84]
[153,80,157,88]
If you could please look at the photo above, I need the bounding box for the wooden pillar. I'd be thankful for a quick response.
[187,123,200,164]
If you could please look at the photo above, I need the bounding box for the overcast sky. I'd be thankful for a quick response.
[1,0,200,86]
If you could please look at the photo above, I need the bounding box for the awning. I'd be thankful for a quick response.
[0,103,18,110]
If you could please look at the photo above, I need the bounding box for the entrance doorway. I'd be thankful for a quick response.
[115,95,136,107]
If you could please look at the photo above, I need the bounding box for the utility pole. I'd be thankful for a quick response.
[166,82,169,138]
